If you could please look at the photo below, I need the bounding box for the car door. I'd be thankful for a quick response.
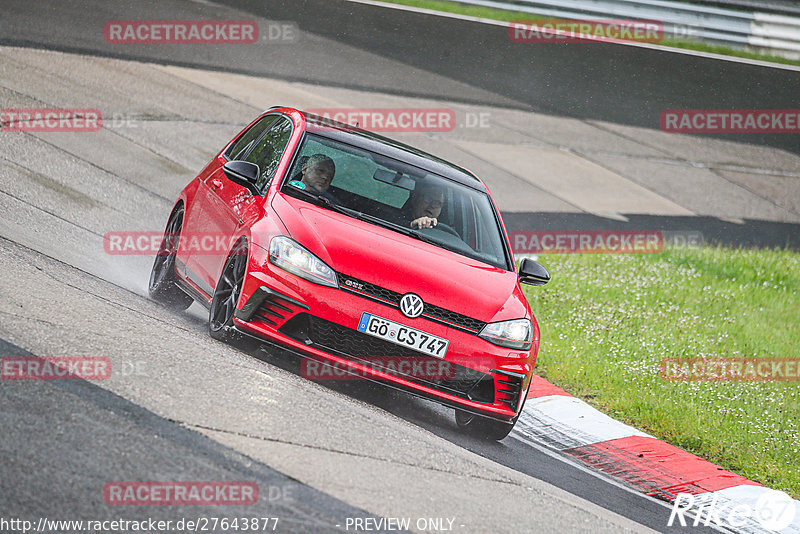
[190,115,294,294]
[181,114,276,294]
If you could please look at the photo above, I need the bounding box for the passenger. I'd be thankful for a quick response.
[300,154,336,200]
[401,182,444,230]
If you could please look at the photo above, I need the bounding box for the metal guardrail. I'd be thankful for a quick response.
[455,0,800,58]
[697,0,800,17]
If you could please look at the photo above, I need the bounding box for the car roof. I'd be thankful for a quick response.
[296,110,488,192]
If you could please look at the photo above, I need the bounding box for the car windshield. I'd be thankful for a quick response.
[281,133,510,270]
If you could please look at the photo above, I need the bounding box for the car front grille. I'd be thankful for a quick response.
[309,314,425,358]
[336,272,486,333]
[279,313,495,404]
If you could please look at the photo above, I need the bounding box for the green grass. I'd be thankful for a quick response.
[378,0,800,67]
[523,245,800,498]
[377,0,544,22]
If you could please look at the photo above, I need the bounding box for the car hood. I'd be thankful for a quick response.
[271,193,528,323]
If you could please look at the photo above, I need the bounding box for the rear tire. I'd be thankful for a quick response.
[149,206,193,310]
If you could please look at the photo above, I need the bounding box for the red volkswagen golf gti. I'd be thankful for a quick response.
[149,106,550,439]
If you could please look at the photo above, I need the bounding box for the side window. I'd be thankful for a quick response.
[286,138,409,208]
[245,117,293,191]
[226,115,278,160]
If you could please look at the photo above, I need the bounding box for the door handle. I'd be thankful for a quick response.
[211,179,223,189]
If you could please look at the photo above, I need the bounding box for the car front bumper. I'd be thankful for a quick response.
[233,249,534,421]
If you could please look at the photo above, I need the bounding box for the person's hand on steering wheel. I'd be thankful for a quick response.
[410,216,438,229]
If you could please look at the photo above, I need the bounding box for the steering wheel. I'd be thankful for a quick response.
[421,222,460,238]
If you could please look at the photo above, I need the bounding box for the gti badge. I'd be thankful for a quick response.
[344,279,365,291]
[399,293,424,318]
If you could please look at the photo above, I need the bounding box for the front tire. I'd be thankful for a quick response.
[149,206,193,310]
[455,410,516,441]
[209,240,248,343]
[455,379,531,441]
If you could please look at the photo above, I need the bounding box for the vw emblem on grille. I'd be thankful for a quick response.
[399,293,424,318]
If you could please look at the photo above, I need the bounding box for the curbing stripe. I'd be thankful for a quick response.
[517,394,652,450]
[565,435,759,500]
[527,374,571,397]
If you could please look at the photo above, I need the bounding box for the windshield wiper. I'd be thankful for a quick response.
[351,211,437,245]
[315,192,358,217]
[289,187,356,217]
[406,228,439,245]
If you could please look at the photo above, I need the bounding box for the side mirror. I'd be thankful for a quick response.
[519,258,550,286]
[223,161,260,195]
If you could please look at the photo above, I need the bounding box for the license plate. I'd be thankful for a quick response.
[357,312,449,358]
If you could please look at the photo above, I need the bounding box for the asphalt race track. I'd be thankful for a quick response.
[1,1,797,533]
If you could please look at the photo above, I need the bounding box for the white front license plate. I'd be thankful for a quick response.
[357,312,449,358]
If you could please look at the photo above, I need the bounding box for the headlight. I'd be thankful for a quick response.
[478,318,532,350]
[269,236,338,288]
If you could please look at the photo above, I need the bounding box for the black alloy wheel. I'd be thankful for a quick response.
[149,206,193,310]
[209,240,248,342]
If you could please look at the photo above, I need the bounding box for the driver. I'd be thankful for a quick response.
[401,181,444,230]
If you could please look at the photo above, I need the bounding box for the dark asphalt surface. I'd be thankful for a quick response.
[0,338,388,533]
[259,346,719,534]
